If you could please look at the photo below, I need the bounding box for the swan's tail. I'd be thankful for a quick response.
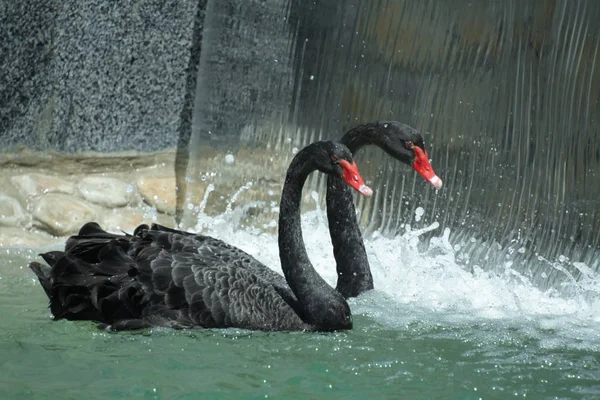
[29,222,146,323]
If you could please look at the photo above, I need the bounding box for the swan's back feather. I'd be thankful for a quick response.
[29,222,308,331]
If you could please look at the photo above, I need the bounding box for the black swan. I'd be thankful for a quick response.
[29,141,373,332]
[328,121,442,298]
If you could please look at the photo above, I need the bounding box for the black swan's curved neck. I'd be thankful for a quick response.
[279,149,351,331]
[326,123,389,298]
[342,122,387,154]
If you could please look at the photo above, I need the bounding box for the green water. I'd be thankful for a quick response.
[1,247,599,400]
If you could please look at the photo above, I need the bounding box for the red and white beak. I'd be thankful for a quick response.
[412,146,443,189]
[339,160,373,197]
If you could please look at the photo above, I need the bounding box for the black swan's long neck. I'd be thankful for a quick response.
[326,123,384,298]
[279,154,351,331]
[342,123,385,154]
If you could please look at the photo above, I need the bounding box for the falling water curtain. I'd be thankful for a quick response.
[287,0,599,291]
[186,0,599,291]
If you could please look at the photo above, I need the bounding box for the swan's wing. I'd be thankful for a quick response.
[147,224,290,289]
[134,231,307,331]
[193,235,290,288]
[170,232,301,312]
[180,263,308,331]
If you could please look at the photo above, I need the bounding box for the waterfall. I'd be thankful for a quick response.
[185,0,599,292]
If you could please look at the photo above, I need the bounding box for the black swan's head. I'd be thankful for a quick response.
[375,121,425,162]
[344,121,443,189]
[309,141,373,197]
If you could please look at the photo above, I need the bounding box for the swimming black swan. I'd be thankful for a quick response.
[328,121,443,298]
[29,141,373,332]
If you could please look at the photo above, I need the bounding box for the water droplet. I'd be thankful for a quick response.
[414,207,425,222]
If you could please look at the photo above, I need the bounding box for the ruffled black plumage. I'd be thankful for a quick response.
[31,222,308,332]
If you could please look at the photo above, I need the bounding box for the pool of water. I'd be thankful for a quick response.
[1,209,599,400]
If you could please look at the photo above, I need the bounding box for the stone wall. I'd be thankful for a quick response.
[0,148,293,247]
[0,153,178,247]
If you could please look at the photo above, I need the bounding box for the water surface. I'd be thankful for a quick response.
[1,210,599,399]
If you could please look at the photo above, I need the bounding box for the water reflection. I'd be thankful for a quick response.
[185,0,599,291]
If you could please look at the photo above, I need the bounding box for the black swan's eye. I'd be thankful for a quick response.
[331,156,338,161]
[406,141,413,148]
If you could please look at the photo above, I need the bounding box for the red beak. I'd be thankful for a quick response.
[339,160,373,197]
[412,146,443,189]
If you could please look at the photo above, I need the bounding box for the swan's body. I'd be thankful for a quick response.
[30,141,371,332]
[328,122,442,298]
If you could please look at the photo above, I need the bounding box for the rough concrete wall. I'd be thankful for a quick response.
[1,0,204,153]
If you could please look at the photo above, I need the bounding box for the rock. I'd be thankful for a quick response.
[11,174,74,197]
[31,194,96,236]
[136,176,176,215]
[0,195,26,227]
[77,176,137,208]
[101,208,146,233]
[0,227,60,247]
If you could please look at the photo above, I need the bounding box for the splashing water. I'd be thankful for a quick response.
[186,184,600,350]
